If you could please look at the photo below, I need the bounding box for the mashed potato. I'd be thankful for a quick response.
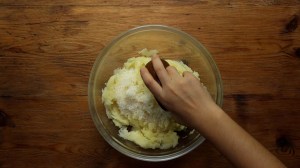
[102,49,200,149]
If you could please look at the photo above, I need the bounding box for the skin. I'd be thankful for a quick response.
[140,54,286,168]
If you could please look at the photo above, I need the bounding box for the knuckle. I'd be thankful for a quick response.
[143,76,152,85]
[167,66,176,71]
[145,78,155,86]
[186,71,192,76]
[182,71,189,77]
[164,82,172,88]
[166,66,172,71]
[184,72,194,79]
[181,77,193,86]
[155,66,164,72]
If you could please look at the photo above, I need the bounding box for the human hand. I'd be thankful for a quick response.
[140,54,219,127]
[141,55,286,168]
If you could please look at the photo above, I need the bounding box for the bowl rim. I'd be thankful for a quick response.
[88,24,223,162]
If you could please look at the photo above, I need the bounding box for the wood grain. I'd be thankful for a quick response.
[0,0,300,167]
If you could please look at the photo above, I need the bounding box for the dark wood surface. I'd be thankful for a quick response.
[0,0,300,167]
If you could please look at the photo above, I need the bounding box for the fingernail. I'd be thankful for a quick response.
[152,54,159,59]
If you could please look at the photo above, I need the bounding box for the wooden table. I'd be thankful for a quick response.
[0,0,299,167]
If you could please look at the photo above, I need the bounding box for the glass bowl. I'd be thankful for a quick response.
[88,25,223,162]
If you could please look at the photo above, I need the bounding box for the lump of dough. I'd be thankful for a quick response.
[102,49,199,149]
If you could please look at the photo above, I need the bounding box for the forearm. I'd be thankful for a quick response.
[194,107,286,168]
[140,55,285,167]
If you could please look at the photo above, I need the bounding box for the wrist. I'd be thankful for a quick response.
[193,104,225,136]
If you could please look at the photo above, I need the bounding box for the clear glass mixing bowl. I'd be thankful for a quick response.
[88,25,223,162]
